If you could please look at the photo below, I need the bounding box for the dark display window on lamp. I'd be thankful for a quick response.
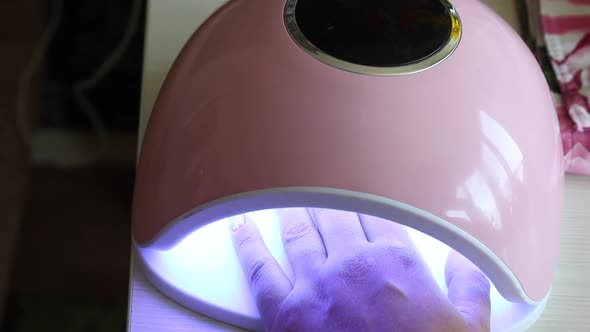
[28,0,145,165]
[132,0,563,332]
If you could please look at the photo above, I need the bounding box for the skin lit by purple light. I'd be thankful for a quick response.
[164,209,511,307]
[141,208,540,330]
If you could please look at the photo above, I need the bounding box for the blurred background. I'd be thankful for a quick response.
[1,0,145,330]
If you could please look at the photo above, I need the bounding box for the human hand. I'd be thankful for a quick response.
[231,208,491,332]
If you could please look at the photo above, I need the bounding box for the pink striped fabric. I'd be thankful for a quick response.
[540,0,590,174]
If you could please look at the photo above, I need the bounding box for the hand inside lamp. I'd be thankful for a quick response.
[231,208,492,332]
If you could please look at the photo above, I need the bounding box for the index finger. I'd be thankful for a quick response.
[230,215,293,321]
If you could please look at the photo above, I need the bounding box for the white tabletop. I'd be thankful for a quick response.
[129,1,589,331]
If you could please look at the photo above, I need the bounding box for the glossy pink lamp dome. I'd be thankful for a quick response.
[132,0,564,331]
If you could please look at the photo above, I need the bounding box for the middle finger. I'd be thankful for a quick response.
[311,208,368,256]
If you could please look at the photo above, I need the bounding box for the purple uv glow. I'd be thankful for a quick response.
[138,208,547,331]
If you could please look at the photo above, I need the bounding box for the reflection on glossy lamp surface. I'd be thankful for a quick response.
[132,0,564,331]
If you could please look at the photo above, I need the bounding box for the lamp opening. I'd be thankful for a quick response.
[136,207,548,332]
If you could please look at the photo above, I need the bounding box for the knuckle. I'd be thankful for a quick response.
[246,256,275,286]
[235,233,258,251]
[335,253,378,283]
[377,242,419,270]
[282,222,316,245]
[380,280,409,299]
[462,269,491,295]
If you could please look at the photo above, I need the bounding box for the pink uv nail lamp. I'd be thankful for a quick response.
[132,0,564,331]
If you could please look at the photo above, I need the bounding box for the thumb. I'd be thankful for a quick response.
[445,250,492,331]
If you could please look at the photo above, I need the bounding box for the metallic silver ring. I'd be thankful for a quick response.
[284,0,462,76]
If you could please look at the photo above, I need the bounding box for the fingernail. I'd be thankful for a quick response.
[229,215,246,232]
